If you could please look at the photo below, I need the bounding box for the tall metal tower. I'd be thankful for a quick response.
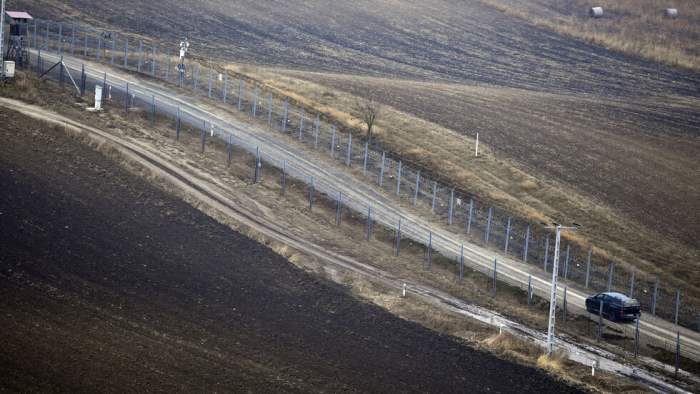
[546,224,578,355]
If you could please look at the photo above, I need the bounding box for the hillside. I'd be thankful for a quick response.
[11,0,700,313]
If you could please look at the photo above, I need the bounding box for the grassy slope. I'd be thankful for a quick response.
[479,0,700,71]
[12,0,700,301]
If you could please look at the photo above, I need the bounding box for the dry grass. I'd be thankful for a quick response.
[537,350,569,373]
[215,65,699,303]
[2,74,659,393]
[480,0,700,71]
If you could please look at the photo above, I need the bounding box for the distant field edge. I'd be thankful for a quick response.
[478,0,700,73]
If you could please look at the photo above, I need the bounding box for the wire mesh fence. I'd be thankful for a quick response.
[24,17,700,334]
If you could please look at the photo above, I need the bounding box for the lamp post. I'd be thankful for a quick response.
[1,0,6,78]
[546,223,579,355]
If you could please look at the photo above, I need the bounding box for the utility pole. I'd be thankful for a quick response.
[0,0,6,78]
[546,223,579,355]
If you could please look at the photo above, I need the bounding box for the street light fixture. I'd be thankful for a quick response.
[545,222,579,356]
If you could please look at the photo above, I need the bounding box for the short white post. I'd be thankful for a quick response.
[402,283,406,298]
[94,85,103,110]
[475,132,479,157]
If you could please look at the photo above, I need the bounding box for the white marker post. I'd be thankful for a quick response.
[94,85,103,110]
[475,132,479,157]
[402,283,406,297]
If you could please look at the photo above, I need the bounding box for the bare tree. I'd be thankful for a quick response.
[354,96,382,144]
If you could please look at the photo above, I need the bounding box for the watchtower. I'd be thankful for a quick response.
[4,11,32,67]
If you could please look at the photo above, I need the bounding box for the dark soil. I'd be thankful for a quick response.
[0,108,583,393]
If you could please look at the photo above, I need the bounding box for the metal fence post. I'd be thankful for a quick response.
[413,171,420,206]
[330,125,336,158]
[485,207,493,243]
[223,74,229,103]
[335,192,343,226]
[597,299,604,341]
[308,178,315,210]
[363,142,369,175]
[124,82,129,112]
[267,94,273,126]
[59,55,65,87]
[448,189,455,225]
[431,181,437,213]
[366,205,373,241]
[563,287,568,322]
[504,217,511,253]
[585,249,592,288]
[279,160,286,195]
[466,198,473,234]
[151,44,156,76]
[282,101,289,132]
[543,235,550,272]
[44,21,49,51]
[607,261,614,292]
[145,92,153,123]
[83,31,89,57]
[193,64,200,91]
[459,244,464,280]
[80,64,86,96]
[254,146,262,183]
[200,121,206,153]
[629,271,635,298]
[634,317,640,358]
[101,72,107,102]
[252,87,259,117]
[563,244,570,280]
[651,277,659,316]
[346,133,352,166]
[675,331,681,377]
[237,79,245,110]
[394,219,402,256]
[227,135,233,166]
[97,35,103,61]
[674,289,681,326]
[176,106,181,140]
[492,258,497,297]
[523,225,531,263]
[527,275,533,306]
[137,40,143,72]
[298,109,305,140]
[396,161,402,195]
[206,68,213,98]
[378,152,385,186]
[33,19,37,49]
[111,33,116,64]
[37,49,42,74]
[425,232,433,270]
[70,24,75,55]
[124,38,128,68]
[57,22,62,55]
[314,115,320,149]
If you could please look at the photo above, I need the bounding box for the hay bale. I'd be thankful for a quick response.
[589,6,604,18]
[664,8,678,19]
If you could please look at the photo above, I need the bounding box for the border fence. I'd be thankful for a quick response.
[14,18,700,337]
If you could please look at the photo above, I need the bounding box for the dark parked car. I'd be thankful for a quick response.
[585,292,641,322]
